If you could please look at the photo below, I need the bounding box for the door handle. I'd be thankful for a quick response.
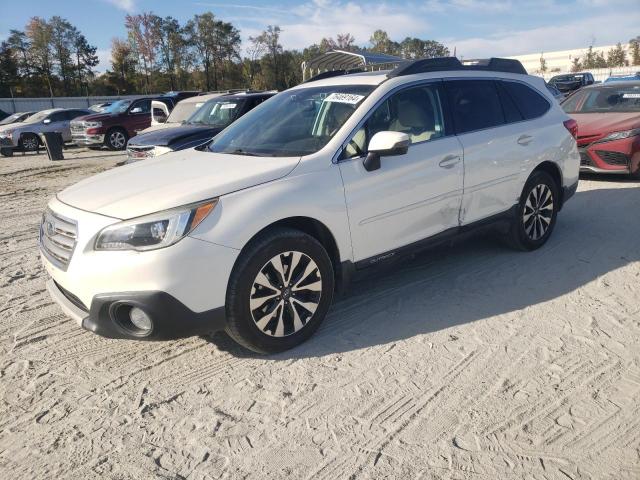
[439,154,460,169]
[517,134,533,146]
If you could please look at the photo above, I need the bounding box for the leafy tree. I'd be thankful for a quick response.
[606,43,627,67]
[25,17,55,96]
[251,26,284,89]
[570,57,582,72]
[50,16,76,95]
[72,32,99,93]
[399,37,449,59]
[109,38,137,93]
[369,30,399,55]
[125,13,159,93]
[629,37,640,66]
[0,41,19,97]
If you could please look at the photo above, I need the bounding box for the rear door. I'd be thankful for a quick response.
[339,81,464,262]
[445,79,529,224]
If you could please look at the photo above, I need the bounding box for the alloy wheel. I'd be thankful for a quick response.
[110,131,126,149]
[523,184,554,241]
[249,251,322,337]
[22,136,38,151]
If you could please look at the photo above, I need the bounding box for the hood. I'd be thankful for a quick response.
[128,124,218,147]
[57,148,300,219]
[138,122,179,135]
[74,112,117,123]
[571,112,640,143]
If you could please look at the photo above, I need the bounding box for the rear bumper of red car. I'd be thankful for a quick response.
[578,135,640,174]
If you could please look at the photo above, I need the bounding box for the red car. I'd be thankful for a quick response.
[562,81,640,178]
[71,97,175,150]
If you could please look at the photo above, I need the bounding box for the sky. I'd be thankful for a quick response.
[1,0,638,72]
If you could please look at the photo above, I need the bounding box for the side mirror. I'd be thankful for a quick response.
[43,118,51,124]
[363,131,410,172]
[130,107,143,114]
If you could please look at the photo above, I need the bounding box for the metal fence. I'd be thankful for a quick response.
[0,95,154,114]
[540,66,639,83]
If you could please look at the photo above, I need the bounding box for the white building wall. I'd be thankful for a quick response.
[507,44,634,75]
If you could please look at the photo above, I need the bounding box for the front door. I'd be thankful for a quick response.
[338,82,464,263]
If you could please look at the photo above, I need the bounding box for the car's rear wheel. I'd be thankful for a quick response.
[105,128,128,150]
[19,133,39,152]
[506,170,559,251]
[225,228,334,354]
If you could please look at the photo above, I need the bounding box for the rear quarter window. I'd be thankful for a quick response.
[501,81,550,120]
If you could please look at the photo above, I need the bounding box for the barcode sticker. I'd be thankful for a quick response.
[325,93,365,104]
[221,103,237,109]
[622,93,640,98]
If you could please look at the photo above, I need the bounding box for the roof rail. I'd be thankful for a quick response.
[387,57,527,78]
[305,68,365,83]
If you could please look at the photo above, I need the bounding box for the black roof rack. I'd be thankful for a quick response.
[305,68,365,83]
[387,57,527,78]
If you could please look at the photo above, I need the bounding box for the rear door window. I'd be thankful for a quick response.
[496,82,524,123]
[501,81,550,120]
[445,80,505,134]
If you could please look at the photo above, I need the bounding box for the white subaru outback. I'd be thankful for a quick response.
[40,57,579,353]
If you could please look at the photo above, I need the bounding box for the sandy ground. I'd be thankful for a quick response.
[0,147,639,480]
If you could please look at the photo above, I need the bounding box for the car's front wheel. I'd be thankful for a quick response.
[19,133,40,152]
[105,128,128,150]
[225,228,334,354]
[506,170,559,251]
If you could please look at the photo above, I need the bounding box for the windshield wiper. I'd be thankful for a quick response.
[229,148,259,156]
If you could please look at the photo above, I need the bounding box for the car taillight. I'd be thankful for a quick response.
[563,119,578,139]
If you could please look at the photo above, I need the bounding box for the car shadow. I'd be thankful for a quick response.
[205,185,640,359]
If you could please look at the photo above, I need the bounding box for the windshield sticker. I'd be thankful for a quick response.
[220,103,237,109]
[622,93,640,98]
[325,93,365,105]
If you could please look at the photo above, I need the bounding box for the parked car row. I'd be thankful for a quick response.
[40,56,584,354]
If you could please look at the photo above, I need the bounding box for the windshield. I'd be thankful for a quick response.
[562,85,640,113]
[167,101,202,123]
[0,113,28,125]
[187,99,245,127]
[103,99,132,114]
[208,85,374,157]
[28,110,54,122]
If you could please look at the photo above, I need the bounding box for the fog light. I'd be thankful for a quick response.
[129,307,152,331]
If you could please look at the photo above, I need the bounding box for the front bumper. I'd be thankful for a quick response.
[579,136,640,174]
[46,280,226,340]
[71,133,105,146]
[41,197,239,340]
[0,136,17,148]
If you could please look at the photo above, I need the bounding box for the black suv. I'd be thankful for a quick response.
[126,91,276,162]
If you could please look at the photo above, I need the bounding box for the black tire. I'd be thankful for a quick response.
[19,133,40,152]
[506,170,559,251]
[225,227,334,354]
[629,165,640,180]
[105,128,128,150]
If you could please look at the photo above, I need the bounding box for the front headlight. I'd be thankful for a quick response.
[153,146,173,156]
[599,128,640,142]
[84,121,102,128]
[94,199,218,251]
[0,129,14,138]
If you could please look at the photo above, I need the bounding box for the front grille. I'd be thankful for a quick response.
[39,209,78,271]
[54,281,88,312]
[595,150,630,166]
[579,150,594,167]
[127,145,154,159]
[70,122,85,133]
